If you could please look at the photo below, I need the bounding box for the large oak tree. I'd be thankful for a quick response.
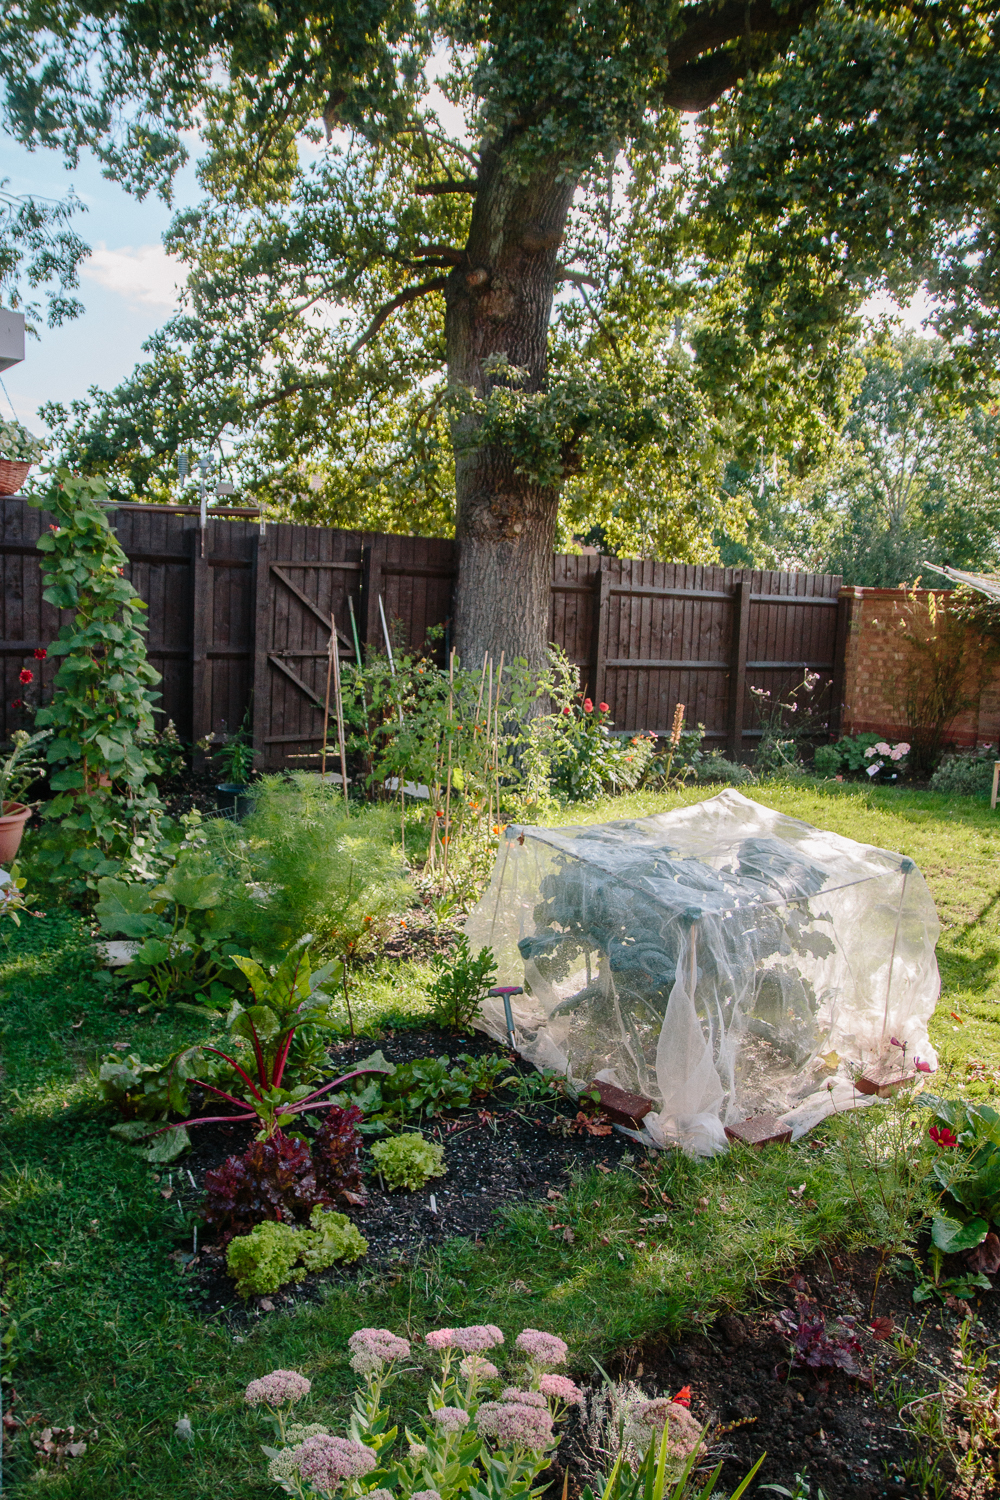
[3,0,998,663]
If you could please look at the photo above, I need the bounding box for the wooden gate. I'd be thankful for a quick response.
[251,524,364,770]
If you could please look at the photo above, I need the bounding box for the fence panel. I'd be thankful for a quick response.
[0,496,845,767]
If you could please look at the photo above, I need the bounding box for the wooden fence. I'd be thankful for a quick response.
[1,496,845,768]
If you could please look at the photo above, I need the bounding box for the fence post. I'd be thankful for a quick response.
[726,574,751,759]
[362,532,388,649]
[190,527,211,762]
[251,531,270,768]
[590,560,611,708]
[830,585,859,738]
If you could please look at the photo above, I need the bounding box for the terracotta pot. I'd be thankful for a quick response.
[0,459,31,497]
[0,801,32,862]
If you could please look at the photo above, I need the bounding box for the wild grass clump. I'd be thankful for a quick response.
[209,773,411,964]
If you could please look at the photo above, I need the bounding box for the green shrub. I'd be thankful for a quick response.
[688,751,752,785]
[812,743,843,778]
[930,751,998,799]
[428,935,497,1029]
[209,774,409,964]
[225,1208,368,1296]
[370,1132,447,1191]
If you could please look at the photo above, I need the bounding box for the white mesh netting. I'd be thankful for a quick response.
[466,790,940,1155]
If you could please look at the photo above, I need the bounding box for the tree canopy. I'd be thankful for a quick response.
[4,0,999,659]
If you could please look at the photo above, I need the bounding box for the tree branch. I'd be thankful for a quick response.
[556,265,600,290]
[348,276,449,356]
[415,177,478,197]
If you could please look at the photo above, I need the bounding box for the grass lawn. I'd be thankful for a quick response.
[2,779,999,1498]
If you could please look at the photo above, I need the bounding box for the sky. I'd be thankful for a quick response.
[0,135,196,433]
[1,95,934,440]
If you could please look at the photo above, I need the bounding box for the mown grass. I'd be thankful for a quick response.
[2,779,999,1497]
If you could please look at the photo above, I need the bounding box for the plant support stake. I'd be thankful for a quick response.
[330,614,349,805]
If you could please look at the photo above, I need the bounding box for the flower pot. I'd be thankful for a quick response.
[0,459,31,496]
[216,782,254,819]
[0,801,32,862]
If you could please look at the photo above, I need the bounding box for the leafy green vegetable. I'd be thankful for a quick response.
[370,1133,446,1192]
[225,1208,367,1296]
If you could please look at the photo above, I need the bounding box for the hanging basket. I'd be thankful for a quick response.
[0,459,31,496]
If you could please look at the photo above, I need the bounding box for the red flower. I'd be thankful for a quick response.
[583,698,594,713]
[19,668,33,685]
[34,647,47,660]
[672,1386,692,1408]
[929,1124,958,1149]
[599,702,609,712]
[562,706,571,715]
[10,697,22,709]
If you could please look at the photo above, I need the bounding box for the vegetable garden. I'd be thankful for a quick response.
[3,479,1000,1500]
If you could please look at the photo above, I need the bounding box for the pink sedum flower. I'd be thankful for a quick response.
[433,1406,471,1433]
[539,1374,584,1405]
[412,1491,443,1500]
[476,1400,554,1450]
[515,1329,568,1368]
[348,1328,411,1374]
[296,1435,377,1492]
[244,1369,311,1407]
[501,1388,548,1407]
[460,1355,499,1380]
[425,1329,455,1350]
[451,1324,504,1353]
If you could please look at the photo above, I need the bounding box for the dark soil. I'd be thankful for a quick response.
[176,1025,631,1318]
[592,1247,1000,1500]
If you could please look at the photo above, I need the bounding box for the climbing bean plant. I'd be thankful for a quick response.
[26,470,165,893]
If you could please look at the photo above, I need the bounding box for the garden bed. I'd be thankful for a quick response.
[182,1025,631,1317]
[598,1245,1000,1500]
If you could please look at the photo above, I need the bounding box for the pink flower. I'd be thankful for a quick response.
[348,1328,411,1374]
[296,1435,376,1492]
[599,702,609,713]
[890,1037,903,1049]
[451,1324,504,1353]
[915,1057,932,1072]
[460,1354,499,1380]
[896,742,910,755]
[583,699,593,713]
[425,1329,455,1350]
[874,741,892,755]
[433,1406,470,1432]
[411,1491,442,1500]
[889,747,904,761]
[864,746,877,757]
[476,1400,554,1450]
[626,1401,702,1460]
[244,1369,311,1406]
[539,1374,584,1405]
[501,1388,548,1407]
[515,1329,568,1368]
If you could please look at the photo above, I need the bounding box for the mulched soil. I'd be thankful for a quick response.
[586,1246,1000,1500]
[176,1024,631,1318]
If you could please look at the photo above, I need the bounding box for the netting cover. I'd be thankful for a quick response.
[466,790,940,1154]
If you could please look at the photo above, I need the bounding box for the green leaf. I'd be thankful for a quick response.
[930,1212,989,1253]
[230,1005,280,1043]
[94,877,158,937]
[162,866,225,910]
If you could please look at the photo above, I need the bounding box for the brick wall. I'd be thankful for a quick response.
[839,586,1000,748]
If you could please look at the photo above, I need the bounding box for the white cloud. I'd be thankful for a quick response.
[82,241,185,309]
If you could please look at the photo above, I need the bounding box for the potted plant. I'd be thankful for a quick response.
[212,719,255,817]
[0,420,46,496]
[0,729,49,862]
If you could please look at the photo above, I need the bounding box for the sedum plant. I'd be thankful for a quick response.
[370,1132,446,1191]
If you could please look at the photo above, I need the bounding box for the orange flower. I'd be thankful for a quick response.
[492,824,500,835]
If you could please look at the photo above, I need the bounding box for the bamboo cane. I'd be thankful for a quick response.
[443,648,454,885]
[494,649,505,827]
[330,616,349,807]
[320,621,335,783]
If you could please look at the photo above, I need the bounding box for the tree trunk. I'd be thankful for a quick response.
[447,144,576,669]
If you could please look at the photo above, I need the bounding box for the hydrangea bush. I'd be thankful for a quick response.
[239,1324,745,1500]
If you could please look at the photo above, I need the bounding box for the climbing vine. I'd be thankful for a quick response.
[26,470,164,892]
